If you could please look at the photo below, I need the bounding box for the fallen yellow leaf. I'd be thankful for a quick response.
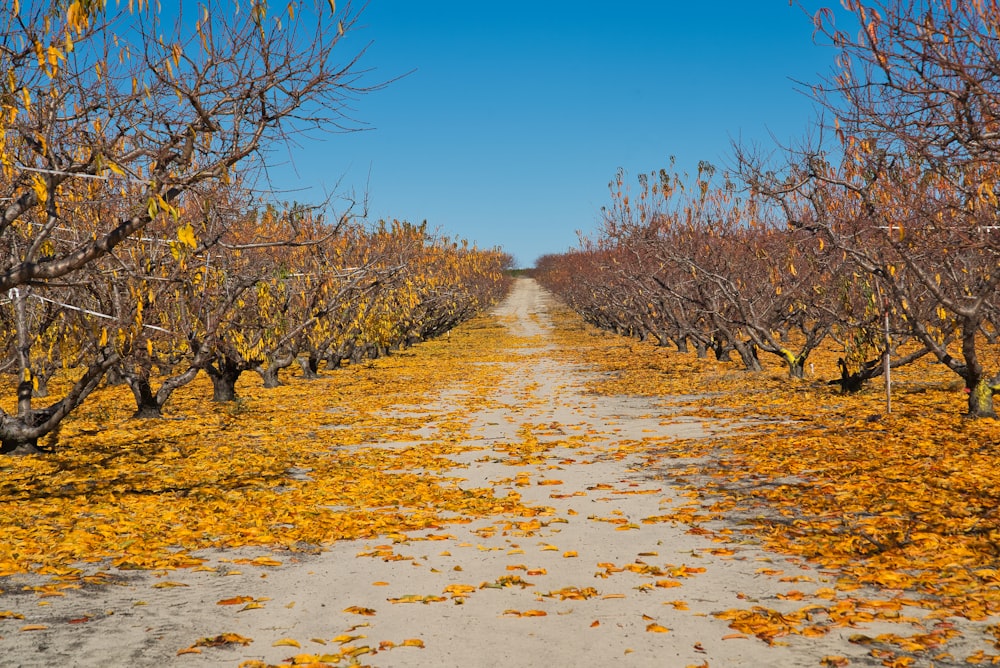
[343,606,376,616]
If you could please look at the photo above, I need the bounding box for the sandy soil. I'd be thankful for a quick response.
[0,278,992,667]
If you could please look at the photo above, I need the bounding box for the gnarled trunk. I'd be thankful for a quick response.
[254,352,296,389]
[733,339,762,372]
[712,338,733,362]
[1,350,117,455]
[206,356,243,402]
[299,354,321,379]
[779,349,806,379]
[1,381,47,453]
[126,375,163,419]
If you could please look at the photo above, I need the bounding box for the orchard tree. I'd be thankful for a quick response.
[0,0,379,451]
[784,0,1000,415]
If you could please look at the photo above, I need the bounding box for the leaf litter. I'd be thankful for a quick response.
[2,282,1000,666]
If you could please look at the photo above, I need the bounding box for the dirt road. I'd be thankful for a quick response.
[0,279,970,666]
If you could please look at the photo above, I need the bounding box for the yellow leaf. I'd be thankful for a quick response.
[20,624,48,631]
[272,638,301,648]
[31,174,47,203]
[443,584,476,596]
[401,638,425,647]
[249,556,282,567]
[343,606,376,616]
[177,223,197,249]
[646,623,670,633]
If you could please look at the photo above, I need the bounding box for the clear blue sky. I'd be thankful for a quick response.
[262,2,845,268]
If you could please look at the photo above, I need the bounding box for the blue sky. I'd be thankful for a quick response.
[263,2,845,267]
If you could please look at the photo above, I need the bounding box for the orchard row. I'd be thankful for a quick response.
[536,1,1000,418]
[0,3,509,453]
[0,177,511,452]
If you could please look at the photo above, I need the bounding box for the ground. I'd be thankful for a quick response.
[0,279,996,667]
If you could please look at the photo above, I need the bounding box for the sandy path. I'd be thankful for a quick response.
[0,279,952,667]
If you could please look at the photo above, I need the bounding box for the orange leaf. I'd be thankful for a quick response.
[218,596,254,606]
[646,623,670,633]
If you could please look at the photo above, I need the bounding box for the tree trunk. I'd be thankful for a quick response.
[693,339,708,359]
[256,364,281,389]
[673,336,689,353]
[126,375,163,419]
[1,436,43,455]
[105,365,126,386]
[0,410,45,454]
[207,357,243,402]
[967,377,998,418]
[733,340,762,372]
[256,351,297,388]
[299,354,321,379]
[712,338,733,362]
[779,349,806,379]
